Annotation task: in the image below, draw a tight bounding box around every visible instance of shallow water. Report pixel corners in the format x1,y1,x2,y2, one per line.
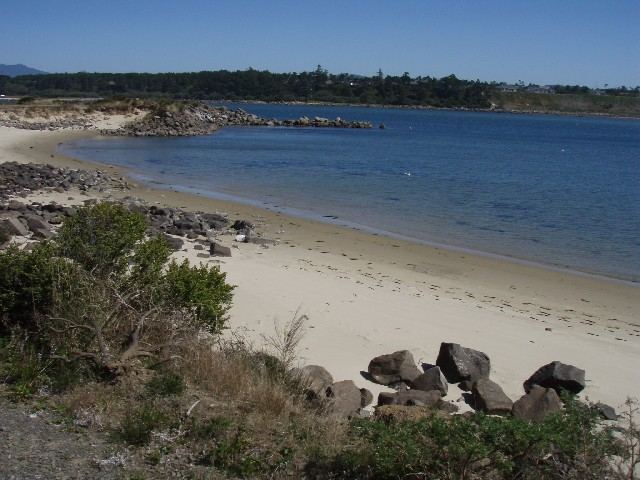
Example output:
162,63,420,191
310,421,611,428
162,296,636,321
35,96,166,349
60,104,640,282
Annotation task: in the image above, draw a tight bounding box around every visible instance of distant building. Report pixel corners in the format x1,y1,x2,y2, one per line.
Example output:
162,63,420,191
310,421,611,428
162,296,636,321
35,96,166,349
498,84,519,93
526,85,555,94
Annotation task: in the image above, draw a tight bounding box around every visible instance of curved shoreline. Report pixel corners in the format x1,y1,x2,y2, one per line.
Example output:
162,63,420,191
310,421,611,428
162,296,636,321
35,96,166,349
3,124,640,409
122,166,638,288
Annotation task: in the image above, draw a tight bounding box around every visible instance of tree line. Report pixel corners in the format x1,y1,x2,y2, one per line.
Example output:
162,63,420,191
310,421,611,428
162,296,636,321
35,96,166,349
0,67,637,108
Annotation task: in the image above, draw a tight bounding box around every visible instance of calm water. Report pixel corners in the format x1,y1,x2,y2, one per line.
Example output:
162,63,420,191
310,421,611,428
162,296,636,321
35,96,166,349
59,104,640,283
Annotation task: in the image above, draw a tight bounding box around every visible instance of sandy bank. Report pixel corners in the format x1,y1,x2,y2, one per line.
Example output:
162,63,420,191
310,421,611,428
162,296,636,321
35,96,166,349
2,124,639,411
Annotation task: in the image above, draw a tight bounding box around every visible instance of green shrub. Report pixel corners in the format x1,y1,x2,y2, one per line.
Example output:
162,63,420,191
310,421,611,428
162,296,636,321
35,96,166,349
319,400,617,479
113,403,170,446
163,260,234,333
0,202,234,394
188,416,232,440
145,371,185,397
0,243,73,331
57,202,146,275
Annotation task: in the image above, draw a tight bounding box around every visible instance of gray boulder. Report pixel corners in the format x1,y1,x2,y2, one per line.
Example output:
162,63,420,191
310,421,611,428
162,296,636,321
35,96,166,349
201,213,228,230
512,385,562,422
471,378,513,415
595,402,617,421
411,366,448,395
367,350,422,386
161,234,184,251
297,365,334,400
326,380,362,418
523,361,585,395
436,342,490,385
360,388,373,408
0,216,29,236
209,242,232,257
232,219,254,231
378,389,441,407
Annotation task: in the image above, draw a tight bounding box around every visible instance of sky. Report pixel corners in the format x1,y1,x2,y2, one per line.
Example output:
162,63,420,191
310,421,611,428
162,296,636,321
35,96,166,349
1,0,639,87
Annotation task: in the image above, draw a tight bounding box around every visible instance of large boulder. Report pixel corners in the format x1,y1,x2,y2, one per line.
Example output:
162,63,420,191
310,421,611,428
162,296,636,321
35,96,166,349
0,216,29,236
512,386,562,422
326,380,362,418
200,213,228,230
594,402,617,421
296,365,334,400
523,361,585,395
367,350,422,386
471,378,513,415
436,343,490,386
378,389,441,407
410,366,448,395
209,242,232,257
360,388,373,408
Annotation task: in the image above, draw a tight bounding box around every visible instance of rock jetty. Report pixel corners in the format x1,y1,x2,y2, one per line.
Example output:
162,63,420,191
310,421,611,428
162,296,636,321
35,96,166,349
105,103,372,137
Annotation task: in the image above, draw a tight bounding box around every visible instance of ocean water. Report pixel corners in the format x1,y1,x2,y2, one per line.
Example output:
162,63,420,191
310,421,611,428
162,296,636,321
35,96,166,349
59,104,640,283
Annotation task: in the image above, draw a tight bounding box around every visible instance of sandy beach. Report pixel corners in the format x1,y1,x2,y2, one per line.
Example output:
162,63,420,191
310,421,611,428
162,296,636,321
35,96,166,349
1,123,639,410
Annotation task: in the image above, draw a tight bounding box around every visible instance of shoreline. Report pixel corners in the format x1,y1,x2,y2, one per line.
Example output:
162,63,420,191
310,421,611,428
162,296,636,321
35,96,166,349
2,124,639,409
215,99,640,121
122,168,638,288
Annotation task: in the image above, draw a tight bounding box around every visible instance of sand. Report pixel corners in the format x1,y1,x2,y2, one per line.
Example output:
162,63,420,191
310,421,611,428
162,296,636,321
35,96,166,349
2,123,639,411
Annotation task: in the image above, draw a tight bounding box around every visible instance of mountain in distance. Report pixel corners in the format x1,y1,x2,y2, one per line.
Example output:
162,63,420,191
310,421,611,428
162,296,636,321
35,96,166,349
0,64,48,77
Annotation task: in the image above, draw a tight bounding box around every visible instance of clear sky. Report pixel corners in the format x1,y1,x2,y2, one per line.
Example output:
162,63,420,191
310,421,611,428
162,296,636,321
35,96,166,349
2,0,638,87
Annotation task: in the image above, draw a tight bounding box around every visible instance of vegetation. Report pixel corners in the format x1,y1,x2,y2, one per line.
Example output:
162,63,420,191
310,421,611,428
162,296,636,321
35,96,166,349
1,201,639,478
0,202,234,386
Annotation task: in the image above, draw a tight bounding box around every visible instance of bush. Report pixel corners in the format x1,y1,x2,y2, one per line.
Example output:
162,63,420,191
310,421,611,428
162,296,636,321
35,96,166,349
1,201,234,386
163,260,234,333
145,371,185,397
0,242,73,331
57,202,147,275
113,403,171,446
319,399,618,479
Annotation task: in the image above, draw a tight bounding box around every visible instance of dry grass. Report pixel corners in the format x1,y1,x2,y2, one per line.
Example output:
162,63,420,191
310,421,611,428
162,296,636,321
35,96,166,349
49,321,348,477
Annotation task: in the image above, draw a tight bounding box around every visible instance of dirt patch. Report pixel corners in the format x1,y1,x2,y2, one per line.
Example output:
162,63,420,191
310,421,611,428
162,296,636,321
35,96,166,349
0,396,124,479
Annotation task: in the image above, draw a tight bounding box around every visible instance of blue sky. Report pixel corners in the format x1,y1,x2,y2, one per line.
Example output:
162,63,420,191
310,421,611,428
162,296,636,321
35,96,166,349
2,0,638,86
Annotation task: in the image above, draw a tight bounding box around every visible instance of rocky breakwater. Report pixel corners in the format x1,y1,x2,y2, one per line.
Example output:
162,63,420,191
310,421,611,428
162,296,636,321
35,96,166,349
0,116,95,131
0,162,128,202
0,162,129,243
106,103,372,137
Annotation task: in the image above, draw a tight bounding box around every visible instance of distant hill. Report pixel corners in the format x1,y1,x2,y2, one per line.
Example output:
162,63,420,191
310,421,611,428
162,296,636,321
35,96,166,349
0,64,48,77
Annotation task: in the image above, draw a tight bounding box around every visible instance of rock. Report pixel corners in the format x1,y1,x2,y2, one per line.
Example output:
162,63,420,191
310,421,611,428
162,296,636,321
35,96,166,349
161,234,184,251
360,388,373,408
512,386,562,422
411,366,448,395
523,361,585,395
232,219,254,231
378,389,441,407
194,244,204,250
0,216,29,236
200,213,228,230
595,402,617,421
471,378,513,415
235,234,246,243
436,342,490,385
326,380,363,418
296,365,334,400
458,380,475,392
367,350,422,386
196,253,209,258
209,242,232,257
